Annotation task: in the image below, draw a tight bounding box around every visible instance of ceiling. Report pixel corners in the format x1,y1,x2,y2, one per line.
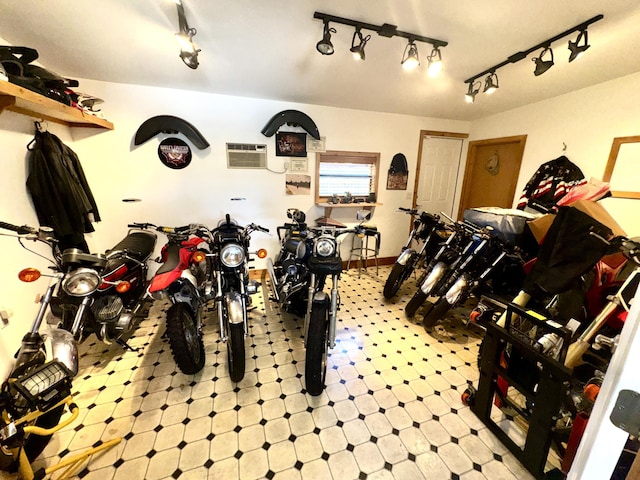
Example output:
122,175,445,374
2,0,640,122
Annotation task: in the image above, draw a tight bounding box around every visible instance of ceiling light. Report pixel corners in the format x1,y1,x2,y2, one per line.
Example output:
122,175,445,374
568,30,590,62
350,28,371,61
533,46,554,76
427,47,443,77
483,72,499,94
401,40,420,71
465,81,481,103
317,21,337,55
175,0,200,69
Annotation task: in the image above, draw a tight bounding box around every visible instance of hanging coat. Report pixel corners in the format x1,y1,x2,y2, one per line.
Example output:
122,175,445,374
517,155,586,212
26,129,100,250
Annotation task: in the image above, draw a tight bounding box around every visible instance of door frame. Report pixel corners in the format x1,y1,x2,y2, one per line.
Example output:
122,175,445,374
456,135,527,219
411,130,469,212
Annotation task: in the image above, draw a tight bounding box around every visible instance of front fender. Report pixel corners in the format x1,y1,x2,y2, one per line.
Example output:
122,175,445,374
46,328,79,376
396,248,416,266
225,291,245,325
420,262,448,295
444,276,468,305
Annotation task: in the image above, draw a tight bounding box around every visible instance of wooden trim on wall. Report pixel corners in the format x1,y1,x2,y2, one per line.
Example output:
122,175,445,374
315,150,380,203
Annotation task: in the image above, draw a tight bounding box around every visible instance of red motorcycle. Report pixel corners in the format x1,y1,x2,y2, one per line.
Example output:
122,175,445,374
136,223,212,375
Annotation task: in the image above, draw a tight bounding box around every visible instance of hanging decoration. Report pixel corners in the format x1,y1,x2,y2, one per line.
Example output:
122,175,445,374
158,138,192,169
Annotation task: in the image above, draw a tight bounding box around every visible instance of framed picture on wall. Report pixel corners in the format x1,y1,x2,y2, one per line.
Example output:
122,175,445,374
276,132,307,157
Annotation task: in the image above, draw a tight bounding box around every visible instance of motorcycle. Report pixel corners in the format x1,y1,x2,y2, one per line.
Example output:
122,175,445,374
404,217,480,318
383,207,445,300
209,214,268,382
422,229,523,328
141,222,213,375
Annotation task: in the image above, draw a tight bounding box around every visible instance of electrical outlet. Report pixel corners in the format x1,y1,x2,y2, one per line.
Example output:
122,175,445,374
0,306,12,328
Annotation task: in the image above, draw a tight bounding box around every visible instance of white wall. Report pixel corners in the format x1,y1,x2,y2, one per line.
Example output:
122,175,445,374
0,80,469,375
468,70,640,237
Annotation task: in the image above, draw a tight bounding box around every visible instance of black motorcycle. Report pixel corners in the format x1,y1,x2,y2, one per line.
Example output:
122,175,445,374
210,214,268,382
383,207,445,299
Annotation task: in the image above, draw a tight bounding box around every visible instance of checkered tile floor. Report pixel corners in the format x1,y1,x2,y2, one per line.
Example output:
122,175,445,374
31,266,539,479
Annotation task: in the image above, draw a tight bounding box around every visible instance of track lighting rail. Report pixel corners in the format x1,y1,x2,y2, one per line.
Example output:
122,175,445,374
313,12,448,48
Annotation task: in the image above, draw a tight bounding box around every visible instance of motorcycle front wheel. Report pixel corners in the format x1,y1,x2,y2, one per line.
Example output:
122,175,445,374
305,295,330,396
166,303,205,375
227,322,246,382
423,297,453,328
383,262,413,299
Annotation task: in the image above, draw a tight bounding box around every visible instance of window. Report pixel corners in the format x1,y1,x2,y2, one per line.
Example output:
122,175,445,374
315,151,380,203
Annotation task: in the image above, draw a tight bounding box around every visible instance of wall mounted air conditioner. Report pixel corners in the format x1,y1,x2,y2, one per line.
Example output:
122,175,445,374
226,143,267,169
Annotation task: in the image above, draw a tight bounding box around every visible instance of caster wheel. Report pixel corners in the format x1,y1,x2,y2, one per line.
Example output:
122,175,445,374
462,386,477,406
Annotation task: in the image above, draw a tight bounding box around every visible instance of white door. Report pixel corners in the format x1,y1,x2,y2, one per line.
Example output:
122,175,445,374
415,136,464,217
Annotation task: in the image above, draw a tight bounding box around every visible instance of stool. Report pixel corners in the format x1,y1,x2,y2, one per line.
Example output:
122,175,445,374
347,224,381,275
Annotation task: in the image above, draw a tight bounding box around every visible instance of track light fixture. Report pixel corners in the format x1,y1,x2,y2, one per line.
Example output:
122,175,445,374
568,30,590,62
483,72,499,94
175,0,199,69
314,11,447,71
401,40,420,71
350,28,371,61
463,14,602,103
317,20,337,55
465,81,481,103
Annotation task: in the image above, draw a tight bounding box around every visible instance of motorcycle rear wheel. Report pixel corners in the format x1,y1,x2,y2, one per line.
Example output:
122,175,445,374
227,323,246,382
423,298,453,328
166,303,205,375
305,295,329,396
383,263,412,299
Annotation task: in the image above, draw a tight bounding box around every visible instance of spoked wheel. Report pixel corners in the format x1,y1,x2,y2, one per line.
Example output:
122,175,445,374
305,294,330,396
423,297,453,328
166,303,205,374
227,322,246,382
383,263,411,299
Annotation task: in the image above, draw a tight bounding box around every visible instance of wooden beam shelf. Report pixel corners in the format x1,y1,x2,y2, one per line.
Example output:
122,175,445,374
0,79,114,130
316,202,381,218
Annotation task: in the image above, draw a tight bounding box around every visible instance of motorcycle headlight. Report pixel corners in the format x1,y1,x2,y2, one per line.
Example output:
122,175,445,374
315,237,336,257
62,268,101,296
220,243,245,268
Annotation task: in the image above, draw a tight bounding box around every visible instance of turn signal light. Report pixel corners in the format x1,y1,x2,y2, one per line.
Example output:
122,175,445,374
192,251,207,263
116,281,131,293
18,268,41,283
257,249,268,259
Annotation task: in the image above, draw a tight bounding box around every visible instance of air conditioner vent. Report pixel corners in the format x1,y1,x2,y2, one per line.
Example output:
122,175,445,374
226,143,267,169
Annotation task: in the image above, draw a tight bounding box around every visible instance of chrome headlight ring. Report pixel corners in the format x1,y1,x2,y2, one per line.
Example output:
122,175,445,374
220,243,245,268
315,237,336,257
62,267,101,296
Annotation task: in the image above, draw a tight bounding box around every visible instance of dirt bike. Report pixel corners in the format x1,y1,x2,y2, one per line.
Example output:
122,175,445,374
142,222,213,375
209,215,268,382
383,207,445,300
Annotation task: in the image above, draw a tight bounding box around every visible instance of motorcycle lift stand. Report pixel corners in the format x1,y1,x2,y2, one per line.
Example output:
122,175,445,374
464,296,573,479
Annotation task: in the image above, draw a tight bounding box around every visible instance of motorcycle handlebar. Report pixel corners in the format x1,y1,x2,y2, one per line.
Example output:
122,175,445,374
0,221,38,235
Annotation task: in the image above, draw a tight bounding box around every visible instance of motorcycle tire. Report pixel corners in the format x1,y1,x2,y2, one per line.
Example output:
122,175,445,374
405,291,428,318
227,323,246,383
383,263,412,299
166,303,205,375
423,298,453,328
305,295,330,396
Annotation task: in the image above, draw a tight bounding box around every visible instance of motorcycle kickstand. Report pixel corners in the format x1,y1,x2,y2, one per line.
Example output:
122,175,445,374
115,338,139,352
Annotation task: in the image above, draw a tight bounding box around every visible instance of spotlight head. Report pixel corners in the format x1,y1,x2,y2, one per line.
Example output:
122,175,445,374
350,28,371,61
483,72,499,94
533,46,554,76
316,21,336,55
401,40,420,71
568,30,590,62
427,46,443,77
465,81,481,104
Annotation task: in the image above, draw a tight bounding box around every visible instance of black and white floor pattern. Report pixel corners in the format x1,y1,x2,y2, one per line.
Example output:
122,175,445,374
31,266,539,480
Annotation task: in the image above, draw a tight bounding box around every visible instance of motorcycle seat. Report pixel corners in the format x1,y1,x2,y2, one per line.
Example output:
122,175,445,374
107,231,157,262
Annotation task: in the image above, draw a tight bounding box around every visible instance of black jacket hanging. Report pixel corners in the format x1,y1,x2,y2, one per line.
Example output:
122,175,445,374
516,155,585,212
26,129,100,250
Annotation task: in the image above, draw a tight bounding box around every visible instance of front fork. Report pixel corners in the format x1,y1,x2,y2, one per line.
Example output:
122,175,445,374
216,270,248,343
304,273,339,349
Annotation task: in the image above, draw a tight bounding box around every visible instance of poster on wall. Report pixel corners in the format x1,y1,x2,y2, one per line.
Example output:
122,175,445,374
158,138,192,169
386,152,409,190
276,132,307,157
286,174,311,195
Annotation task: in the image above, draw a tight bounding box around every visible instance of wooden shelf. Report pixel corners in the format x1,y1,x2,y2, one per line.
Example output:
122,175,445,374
316,202,381,218
0,79,114,130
